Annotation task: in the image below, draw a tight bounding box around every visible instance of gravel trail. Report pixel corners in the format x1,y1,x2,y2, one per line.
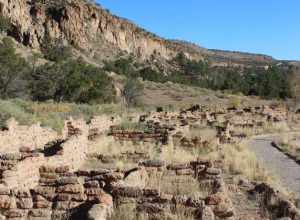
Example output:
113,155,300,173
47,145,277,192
249,135,300,198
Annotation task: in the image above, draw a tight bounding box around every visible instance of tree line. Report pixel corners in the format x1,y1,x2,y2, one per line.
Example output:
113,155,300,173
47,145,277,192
105,52,294,100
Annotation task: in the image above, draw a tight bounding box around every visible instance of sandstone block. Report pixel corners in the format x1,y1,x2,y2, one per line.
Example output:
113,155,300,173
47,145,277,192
84,181,100,188
139,160,165,168
56,177,79,185
0,195,11,209
39,166,56,174
85,188,104,196
112,186,143,198
33,187,56,201
206,168,222,176
176,168,194,176
55,166,70,174
4,209,26,218
0,187,10,195
56,184,83,194
28,209,52,218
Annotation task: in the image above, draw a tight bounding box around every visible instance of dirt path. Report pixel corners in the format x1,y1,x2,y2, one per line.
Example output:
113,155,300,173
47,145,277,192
248,135,300,198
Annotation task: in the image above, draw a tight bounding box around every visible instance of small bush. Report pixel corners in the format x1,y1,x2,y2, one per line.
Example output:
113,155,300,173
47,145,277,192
122,78,144,107
0,37,30,99
0,15,11,33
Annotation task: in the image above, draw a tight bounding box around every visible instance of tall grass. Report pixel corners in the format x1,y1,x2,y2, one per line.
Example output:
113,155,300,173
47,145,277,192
0,99,130,132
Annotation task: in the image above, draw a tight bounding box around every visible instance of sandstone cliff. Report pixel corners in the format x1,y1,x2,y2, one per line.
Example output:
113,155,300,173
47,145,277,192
0,0,200,61
0,0,277,66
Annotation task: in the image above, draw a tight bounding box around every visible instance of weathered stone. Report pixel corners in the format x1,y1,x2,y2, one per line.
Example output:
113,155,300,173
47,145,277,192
33,187,56,201
28,209,52,218
40,173,59,180
0,195,11,209
0,187,10,195
56,184,83,194
76,170,91,177
34,200,52,209
57,193,87,202
39,166,56,173
167,163,191,171
176,168,194,176
4,209,25,218
55,166,70,174
139,160,165,168
84,181,100,188
102,172,124,182
90,169,112,176
56,177,79,185
213,202,234,218
205,193,225,206
85,188,104,196
206,168,222,176
39,178,57,186
19,147,31,153
112,186,143,198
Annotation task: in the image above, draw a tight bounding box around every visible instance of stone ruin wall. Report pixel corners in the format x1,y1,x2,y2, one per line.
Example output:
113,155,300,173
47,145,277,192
0,118,90,190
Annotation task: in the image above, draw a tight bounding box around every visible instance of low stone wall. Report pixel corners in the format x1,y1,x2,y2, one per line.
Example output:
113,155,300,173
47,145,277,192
0,119,89,190
250,183,300,220
0,119,58,154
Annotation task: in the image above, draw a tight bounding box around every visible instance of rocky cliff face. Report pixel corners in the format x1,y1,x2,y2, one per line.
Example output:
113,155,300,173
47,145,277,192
0,0,204,61
0,0,276,65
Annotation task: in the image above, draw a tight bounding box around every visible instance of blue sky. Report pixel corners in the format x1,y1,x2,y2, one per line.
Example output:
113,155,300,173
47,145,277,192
96,0,300,61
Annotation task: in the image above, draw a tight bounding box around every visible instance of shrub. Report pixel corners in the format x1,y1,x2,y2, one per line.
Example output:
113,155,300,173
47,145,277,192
0,15,11,33
0,99,34,127
41,36,72,62
229,96,242,108
122,78,144,107
29,59,116,104
0,37,30,99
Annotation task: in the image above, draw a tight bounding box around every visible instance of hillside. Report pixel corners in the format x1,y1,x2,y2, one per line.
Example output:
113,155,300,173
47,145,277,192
0,0,292,68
